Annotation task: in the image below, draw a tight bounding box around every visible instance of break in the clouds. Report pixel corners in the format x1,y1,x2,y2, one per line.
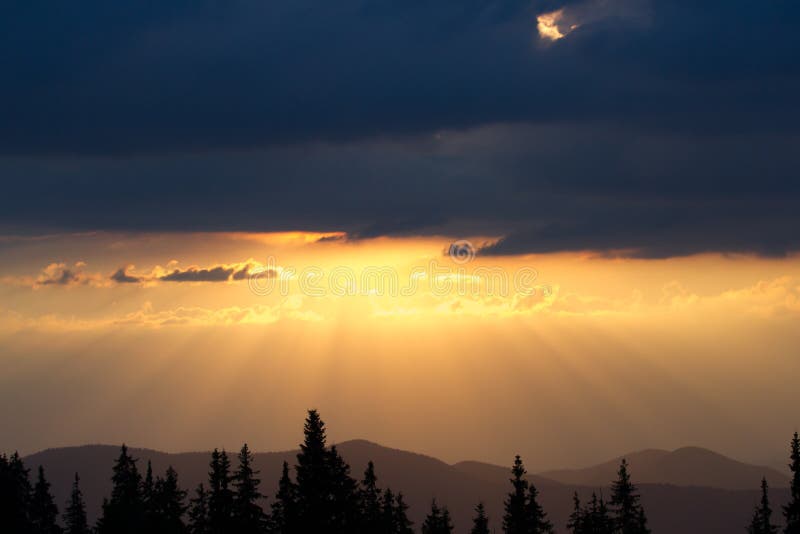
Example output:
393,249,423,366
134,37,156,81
1,1,799,257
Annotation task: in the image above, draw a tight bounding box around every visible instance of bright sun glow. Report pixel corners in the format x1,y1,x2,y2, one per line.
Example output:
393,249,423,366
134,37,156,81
537,9,566,41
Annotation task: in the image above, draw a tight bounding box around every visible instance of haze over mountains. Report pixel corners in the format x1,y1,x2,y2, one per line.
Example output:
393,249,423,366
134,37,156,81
24,440,788,534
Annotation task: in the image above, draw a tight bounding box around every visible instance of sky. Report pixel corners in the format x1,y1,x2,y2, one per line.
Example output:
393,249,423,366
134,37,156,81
1,0,799,470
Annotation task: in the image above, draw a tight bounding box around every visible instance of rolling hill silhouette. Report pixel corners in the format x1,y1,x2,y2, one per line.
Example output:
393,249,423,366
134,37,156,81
537,446,789,490
24,440,789,533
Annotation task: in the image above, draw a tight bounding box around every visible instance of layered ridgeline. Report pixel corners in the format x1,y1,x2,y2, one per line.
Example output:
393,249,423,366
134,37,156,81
3,412,799,533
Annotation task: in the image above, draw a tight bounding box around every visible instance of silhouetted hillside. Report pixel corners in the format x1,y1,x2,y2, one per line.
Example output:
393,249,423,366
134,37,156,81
25,441,789,533
537,446,789,490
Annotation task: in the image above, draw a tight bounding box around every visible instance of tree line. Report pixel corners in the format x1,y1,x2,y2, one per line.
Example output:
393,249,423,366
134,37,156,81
2,411,799,533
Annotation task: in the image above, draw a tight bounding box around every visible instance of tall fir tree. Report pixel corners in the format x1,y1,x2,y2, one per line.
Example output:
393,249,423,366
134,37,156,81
421,499,454,534
360,461,383,533
63,473,90,534
208,449,235,534
151,466,188,534
295,409,330,532
526,483,553,533
381,488,398,533
30,465,61,534
749,478,779,534
97,444,145,534
589,492,614,534
188,484,210,534
0,452,33,532
567,493,584,534
785,432,800,534
392,492,414,534
470,502,490,534
503,455,529,534
269,461,298,534
233,443,265,533
326,445,360,532
142,460,156,529
610,459,649,534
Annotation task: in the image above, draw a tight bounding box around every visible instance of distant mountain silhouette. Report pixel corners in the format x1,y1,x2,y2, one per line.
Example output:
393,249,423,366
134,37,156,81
537,446,789,490
25,441,789,533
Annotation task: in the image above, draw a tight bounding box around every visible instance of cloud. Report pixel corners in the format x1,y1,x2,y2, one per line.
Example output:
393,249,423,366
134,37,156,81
1,1,800,257
32,262,106,288
160,266,241,283
1,0,798,155
110,266,141,284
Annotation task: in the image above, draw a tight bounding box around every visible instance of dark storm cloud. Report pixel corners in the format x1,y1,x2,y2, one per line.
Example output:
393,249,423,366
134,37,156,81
1,1,800,257
2,0,799,155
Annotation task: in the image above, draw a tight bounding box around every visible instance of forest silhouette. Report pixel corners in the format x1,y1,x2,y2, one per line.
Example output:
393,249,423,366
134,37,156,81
2,411,799,534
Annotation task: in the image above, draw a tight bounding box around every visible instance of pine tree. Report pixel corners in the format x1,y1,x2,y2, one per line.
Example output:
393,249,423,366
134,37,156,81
233,443,265,533
392,492,414,534
503,455,529,534
143,460,156,529
327,445,360,532
0,452,33,532
785,432,800,534
208,449,234,534
749,478,779,534
610,459,649,534
151,466,188,534
422,499,454,534
381,488,398,533
188,484,210,534
567,493,584,534
97,444,145,534
295,409,329,532
471,502,490,534
63,473,90,534
30,465,61,534
588,492,614,534
360,461,382,533
526,483,553,533
268,461,298,534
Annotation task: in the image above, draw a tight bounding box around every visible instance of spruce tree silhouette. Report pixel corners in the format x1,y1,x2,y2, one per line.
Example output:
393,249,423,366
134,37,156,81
610,459,649,534
360,461,383,533
188,484,210,534
233,443,266,533
526,482,553,533
327,444,360,532
30,465,61,534
0,452,34,532
470,502,490,534
503,455,529,534
591,492,614,534
294,409,361,533
503,455,553,534
567,493,584,534
381,489,398,533
63,473,90,534
97,444,145,534
143,460,156,530
749,478,779,534
268,461,298,534
295,409,329,532
151,466,188,534
785,432,800,534
381,489,414,534
208,449,234,534
392,492,414,534
567,492,615,534
422,499,454,534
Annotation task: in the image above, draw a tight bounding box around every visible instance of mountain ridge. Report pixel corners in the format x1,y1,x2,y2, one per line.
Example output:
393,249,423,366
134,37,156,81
22,440,790,533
